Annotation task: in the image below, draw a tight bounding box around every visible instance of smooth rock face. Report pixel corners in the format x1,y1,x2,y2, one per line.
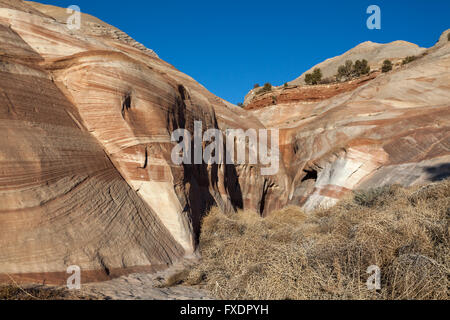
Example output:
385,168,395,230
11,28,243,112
247,31,450,211
0,0,286,284
0,5,185,283
0,0,448,285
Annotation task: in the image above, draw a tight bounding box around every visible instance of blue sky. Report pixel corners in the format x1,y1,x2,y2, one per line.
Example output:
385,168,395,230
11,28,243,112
39,0,449,104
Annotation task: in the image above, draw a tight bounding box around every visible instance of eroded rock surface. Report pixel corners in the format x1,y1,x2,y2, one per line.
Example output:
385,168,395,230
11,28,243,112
0,0,285,284
0,0,448,286
81,261,213,300
247,31,450,211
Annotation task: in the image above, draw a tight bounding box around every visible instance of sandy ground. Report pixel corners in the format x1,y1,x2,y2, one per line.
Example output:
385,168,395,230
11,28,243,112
79,261,214,300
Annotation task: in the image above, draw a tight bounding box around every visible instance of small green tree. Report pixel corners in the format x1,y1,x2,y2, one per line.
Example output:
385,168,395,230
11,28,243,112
253,83,260,89
336,59,370,81
305,68,322,85
382,60,393,73
237,103,244,107
284,82,288,88
353,59,370,77
362,59,371,74
336,60,353,81
313,68,322,84
353,60,362,76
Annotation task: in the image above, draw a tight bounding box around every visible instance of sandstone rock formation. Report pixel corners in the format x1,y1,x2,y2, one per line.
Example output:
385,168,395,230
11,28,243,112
0,0,448,285
289,40,426,85
26,1,158,58
246,29,450,211
244,40,426,105
0,0,286,284
245,73,379,111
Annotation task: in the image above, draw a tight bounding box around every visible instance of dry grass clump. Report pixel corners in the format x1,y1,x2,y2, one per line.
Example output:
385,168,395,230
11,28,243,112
157,269,192,288
184,180,449,300
0,284,95,300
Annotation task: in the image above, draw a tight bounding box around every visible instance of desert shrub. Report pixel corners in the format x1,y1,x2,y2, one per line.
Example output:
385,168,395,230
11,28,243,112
256,82,272,95
284,83,288,88
305,68,322,85
157,269,191,288
336,60,354,81
183,180,450,300
353,185,397,208
253,83,260,89
319,77,335,85
312,68,322,84
0,284,95,300
253,83,272,96
336,60,370,81
448,33,450,41
382,59,393,73
402,56,417,65
353,59,371,77
237,103,244,107
271,96,277,104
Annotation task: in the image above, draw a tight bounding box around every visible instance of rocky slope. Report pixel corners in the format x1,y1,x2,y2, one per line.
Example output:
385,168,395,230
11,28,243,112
290,40,426,85
244,40,427,105
0,0,448,286
247,30,450,211
26,1,158,58
245,73,379,111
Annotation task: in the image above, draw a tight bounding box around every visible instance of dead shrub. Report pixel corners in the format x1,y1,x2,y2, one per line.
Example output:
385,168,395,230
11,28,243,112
185,180,450,300
0,285,94,300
